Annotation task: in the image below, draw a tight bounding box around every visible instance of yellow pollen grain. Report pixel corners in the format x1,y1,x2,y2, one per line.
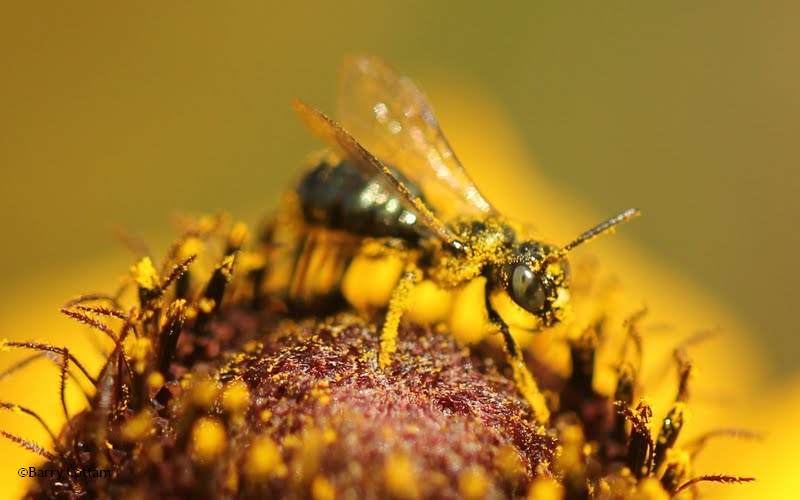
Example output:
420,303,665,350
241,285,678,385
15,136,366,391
259,409,273,422
311,380,332,405
129,337,152,374
243,340,261,353
660,449,689,488
146,371,164,391
553,287,571,310
311,476,336,500
557,424,585,474
404,424,420,435
495,444,525,480
632,478,669,500
458,466,490,500
527,477,565,500
225,466,239,494
238,251,266,273
121,410,154,442
246,435,286,478
166,298,186,319
322,428,337,444
178,236,203,261
229,221,250,249
197,214,221,233
601,480,617,498
191,377,219,407
666,448,689,469
381,425,396,441
289,428,326,482
222,380,250,414
190,417,226,464
282,434,301,448
198,298,216,314
219,254,236,281
383,453,419,499
131,257,159,291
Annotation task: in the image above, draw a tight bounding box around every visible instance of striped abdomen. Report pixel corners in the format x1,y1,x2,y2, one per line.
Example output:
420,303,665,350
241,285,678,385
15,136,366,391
265,159,426,307
296,158,426,242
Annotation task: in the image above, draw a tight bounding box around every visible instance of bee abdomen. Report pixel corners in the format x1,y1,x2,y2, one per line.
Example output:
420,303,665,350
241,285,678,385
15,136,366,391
296,159,424,241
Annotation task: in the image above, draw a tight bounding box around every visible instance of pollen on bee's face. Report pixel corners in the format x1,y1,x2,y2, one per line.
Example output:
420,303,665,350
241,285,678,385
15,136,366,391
554,286,571,308
552,286,572,321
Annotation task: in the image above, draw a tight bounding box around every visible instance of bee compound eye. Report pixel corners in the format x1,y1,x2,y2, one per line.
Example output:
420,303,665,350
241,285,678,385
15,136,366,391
510,264,546,314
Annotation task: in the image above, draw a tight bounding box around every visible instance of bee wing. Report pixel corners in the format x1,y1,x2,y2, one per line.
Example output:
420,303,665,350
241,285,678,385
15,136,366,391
293,99,462,249
337,55,496,219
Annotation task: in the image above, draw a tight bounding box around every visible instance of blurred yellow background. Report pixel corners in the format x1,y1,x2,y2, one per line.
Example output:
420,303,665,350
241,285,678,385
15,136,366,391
1,2,798,498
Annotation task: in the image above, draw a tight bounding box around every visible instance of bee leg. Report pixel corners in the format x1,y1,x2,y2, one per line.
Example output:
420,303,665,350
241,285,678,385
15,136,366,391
379,264,422,369
484,290,550,425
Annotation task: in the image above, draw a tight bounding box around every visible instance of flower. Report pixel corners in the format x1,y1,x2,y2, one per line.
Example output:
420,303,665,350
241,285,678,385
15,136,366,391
0,87,780,498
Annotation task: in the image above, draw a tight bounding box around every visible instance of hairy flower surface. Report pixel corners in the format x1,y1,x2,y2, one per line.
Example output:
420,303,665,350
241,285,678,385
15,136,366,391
0,212,750,499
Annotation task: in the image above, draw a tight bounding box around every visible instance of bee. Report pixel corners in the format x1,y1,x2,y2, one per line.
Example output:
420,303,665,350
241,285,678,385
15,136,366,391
265,56,639,422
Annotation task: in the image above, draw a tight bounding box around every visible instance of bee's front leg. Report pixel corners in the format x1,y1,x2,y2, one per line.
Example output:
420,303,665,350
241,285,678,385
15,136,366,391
379,262,422,369
484,284,551,426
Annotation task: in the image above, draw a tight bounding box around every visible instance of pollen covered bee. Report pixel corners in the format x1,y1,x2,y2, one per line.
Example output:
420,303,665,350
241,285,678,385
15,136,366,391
265,56,639,422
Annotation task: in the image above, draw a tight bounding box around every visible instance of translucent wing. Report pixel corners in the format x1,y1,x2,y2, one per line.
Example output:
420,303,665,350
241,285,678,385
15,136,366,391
337,55,496,219
293,99,463,250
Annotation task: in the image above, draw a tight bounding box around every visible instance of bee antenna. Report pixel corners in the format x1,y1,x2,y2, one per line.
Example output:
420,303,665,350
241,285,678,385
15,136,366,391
561,208,641,254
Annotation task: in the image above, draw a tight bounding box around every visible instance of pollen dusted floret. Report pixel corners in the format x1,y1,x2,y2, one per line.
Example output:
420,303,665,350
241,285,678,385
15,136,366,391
4,215,753,499
458,465,491,500
131,256,160,292
221,379,250,415
190,416,226,464
120,410,154,442
245,435,286,478
527,477,565,500
383,452,420,499
146,370,165,391
190,376,220,408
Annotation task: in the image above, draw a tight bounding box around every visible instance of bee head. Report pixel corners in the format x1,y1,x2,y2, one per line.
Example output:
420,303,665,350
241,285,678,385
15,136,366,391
491,208,641,328
497,241,571,327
